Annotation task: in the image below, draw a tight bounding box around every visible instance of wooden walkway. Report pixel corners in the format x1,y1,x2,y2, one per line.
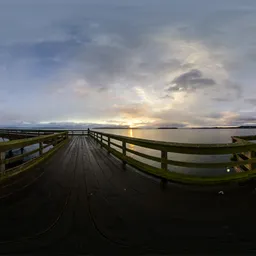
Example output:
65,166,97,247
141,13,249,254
1,136,256,254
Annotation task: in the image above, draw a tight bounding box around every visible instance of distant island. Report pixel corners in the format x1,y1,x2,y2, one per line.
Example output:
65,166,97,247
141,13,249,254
238,126,256,129
94,126,130,129
157,127,178,129
188,126,256,129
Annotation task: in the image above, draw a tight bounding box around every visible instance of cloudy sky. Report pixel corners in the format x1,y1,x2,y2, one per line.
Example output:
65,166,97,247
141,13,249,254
1,0,256,127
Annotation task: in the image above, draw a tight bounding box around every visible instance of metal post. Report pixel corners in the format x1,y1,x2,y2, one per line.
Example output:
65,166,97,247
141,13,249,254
161,150,168,171
101,134,103,147
0,151,5,172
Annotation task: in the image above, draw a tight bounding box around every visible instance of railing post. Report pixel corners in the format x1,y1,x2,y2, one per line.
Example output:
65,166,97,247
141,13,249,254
101,134,103,147
0,151,5,172
39,142,43,156
122,141,126,165
232,137,237,143
230,137,238,166
252,151,256,171
248,151,256,171
108,137,110,154
161,150,168,171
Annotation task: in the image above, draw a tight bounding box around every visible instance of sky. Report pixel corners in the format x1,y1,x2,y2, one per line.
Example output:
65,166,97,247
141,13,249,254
1,0,256,128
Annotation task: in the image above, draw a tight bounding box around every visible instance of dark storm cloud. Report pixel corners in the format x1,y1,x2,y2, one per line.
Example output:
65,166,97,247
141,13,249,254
166,69,216,92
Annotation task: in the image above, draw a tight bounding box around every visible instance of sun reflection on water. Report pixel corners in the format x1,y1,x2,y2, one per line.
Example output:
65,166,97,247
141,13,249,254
128,128,134,150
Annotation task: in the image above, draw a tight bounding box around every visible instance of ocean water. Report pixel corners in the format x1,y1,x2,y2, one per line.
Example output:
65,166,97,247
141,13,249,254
94,128,256,176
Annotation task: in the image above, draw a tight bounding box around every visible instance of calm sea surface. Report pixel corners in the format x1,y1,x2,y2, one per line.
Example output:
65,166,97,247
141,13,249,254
95,129,256,177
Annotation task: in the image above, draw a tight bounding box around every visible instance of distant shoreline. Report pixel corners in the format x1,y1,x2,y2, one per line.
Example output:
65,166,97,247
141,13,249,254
1,126,256,130
94,126,256,129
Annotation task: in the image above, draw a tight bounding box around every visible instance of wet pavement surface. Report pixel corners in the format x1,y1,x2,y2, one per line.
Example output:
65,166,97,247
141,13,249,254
1,137,256,255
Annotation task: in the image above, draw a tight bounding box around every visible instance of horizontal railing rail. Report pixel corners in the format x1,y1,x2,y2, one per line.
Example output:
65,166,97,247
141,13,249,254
67,130,89,136
89,130,256,184
0,129,89,137
0,131,69,178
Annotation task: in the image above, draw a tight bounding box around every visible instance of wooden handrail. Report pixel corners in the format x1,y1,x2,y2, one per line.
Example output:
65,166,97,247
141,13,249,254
0,132,67,151
89,130,256,184
89,131,256,155
0,129,89,138
0,131,68,174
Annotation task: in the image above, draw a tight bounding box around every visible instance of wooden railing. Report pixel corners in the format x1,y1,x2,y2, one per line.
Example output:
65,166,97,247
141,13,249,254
0,131,68,180
89,130,256,184
231,135,256,172
2,128,256,184
67,129,89,136
0,129,89,137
